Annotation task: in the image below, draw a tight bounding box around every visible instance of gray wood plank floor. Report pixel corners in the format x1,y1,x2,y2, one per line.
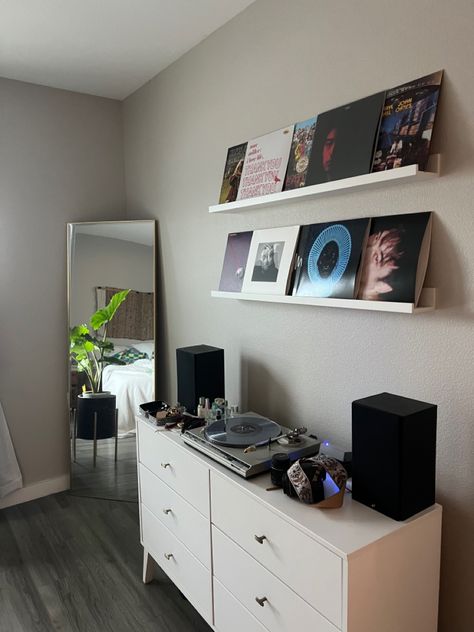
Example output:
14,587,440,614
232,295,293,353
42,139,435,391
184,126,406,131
70,434,138,502
0,493,212,632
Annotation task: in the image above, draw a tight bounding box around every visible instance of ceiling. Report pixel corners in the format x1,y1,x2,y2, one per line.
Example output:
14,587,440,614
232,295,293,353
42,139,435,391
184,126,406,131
0,0,256,100
74,221,155,246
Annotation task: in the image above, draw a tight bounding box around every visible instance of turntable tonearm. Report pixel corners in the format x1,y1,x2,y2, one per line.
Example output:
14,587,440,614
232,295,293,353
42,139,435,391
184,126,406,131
182,413,321,478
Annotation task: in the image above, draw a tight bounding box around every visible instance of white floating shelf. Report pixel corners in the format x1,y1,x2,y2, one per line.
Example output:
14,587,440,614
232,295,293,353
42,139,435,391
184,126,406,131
209,155,441,214
211,288,436,314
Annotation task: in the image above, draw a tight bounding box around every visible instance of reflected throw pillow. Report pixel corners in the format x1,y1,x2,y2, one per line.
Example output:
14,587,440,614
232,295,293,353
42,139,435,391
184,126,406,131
112,347,148,364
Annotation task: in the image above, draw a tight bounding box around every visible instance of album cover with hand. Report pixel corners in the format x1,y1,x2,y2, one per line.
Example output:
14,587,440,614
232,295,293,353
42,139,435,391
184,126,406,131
357,212,432,304
292,218,370,299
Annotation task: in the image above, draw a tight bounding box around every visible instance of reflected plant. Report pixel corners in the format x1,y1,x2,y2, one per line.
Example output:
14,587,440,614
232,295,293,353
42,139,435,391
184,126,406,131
69,289,130,393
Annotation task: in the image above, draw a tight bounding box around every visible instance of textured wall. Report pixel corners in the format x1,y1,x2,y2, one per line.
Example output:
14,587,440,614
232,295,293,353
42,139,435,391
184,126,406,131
70,234,153,326
0,78,125,488
123,1,474,629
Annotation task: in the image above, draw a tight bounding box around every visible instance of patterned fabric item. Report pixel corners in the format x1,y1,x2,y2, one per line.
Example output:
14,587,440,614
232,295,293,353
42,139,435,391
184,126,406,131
112,347,148,364
96,287,153,341
287,455,348,504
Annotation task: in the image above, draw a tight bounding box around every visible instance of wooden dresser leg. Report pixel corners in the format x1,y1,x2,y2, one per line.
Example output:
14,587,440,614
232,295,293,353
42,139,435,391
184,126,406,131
142,549,155,584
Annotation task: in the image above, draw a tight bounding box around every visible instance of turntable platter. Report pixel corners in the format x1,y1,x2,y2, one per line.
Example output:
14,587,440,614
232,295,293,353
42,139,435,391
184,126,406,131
204,415,281,447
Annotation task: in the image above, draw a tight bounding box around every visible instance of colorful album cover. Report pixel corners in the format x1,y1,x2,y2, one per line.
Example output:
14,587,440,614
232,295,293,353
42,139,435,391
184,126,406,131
218,231,253,292
292,219,370,299
283,116,318,191
306,92,385,185
357,212,432,304
237,125,295,201
218,142,248,204
372,71,443,172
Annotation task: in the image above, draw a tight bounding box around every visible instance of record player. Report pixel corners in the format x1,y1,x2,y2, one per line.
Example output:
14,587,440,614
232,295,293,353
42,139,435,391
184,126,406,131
182,413,321,478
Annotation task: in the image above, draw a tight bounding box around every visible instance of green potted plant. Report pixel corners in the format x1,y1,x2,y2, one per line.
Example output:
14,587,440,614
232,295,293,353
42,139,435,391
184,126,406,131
69,289,130,441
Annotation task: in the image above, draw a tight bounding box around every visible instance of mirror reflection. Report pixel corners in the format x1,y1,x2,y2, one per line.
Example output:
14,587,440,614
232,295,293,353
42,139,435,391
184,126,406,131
68,220,156,501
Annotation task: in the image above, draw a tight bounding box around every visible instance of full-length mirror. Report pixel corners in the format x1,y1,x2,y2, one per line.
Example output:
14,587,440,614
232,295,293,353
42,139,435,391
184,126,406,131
67,220,156,501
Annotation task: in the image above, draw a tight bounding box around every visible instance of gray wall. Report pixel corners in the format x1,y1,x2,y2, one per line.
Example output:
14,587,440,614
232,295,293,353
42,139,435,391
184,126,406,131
123,1,474,630
0,78,125,487
70,234,153,327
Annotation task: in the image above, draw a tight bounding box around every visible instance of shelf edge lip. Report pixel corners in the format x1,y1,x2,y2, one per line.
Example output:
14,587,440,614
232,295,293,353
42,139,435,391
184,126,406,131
210,289,437,314
209,156,441,214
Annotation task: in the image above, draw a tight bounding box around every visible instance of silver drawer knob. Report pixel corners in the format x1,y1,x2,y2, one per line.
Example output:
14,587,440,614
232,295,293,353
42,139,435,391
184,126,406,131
254,534,267,544
163,508,172,515
164,553,173,560
161,462,171,469
255,596,268,607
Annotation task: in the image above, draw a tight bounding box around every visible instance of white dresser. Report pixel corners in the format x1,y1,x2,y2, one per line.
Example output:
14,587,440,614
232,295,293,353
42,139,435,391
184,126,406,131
136,416,442,632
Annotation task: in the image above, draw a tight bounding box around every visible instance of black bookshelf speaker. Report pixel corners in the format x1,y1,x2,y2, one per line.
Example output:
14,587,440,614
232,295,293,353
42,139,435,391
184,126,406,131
352,392,437,521
176,345,224,415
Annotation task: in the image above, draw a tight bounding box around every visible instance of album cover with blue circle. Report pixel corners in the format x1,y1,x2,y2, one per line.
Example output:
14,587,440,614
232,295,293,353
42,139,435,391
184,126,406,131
292,218,370,298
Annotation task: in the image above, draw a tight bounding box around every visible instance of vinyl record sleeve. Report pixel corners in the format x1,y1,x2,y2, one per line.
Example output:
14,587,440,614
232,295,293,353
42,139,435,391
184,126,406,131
357,212,432,304
292,218,370,298
306,92,385,185
237,126,295,201
283,116,317,191
218,142,248,203
372,71,443,172
218,231,253,292
242,225,300,295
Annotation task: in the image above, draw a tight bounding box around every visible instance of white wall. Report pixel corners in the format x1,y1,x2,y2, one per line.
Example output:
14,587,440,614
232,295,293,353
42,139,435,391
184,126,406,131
0,78,125,495
123,1,474,630
70,234,153,326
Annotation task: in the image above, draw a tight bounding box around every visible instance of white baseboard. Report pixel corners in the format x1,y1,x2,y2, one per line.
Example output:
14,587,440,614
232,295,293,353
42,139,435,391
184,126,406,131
0,474,70,510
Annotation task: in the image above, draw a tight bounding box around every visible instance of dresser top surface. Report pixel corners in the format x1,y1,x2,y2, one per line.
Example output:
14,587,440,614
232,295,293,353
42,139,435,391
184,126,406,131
137,416,441,558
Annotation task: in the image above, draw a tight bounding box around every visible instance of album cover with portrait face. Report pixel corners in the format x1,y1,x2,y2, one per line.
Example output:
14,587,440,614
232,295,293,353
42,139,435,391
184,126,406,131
218,231,253,292
357,212,432,304
292,218,370,299
306,92,385,186
242,225,300,295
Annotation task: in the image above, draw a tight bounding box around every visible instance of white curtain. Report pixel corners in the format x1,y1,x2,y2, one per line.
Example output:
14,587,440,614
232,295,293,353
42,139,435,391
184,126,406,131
0,402,23,498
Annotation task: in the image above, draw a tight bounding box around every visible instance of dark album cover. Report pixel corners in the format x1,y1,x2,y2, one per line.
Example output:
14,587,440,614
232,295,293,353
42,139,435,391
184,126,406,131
372,71,443,172
306,92,385,185
283,116,317,191
357,212,432,304
218,231,253,292
292,218,370,298
218,142,248,204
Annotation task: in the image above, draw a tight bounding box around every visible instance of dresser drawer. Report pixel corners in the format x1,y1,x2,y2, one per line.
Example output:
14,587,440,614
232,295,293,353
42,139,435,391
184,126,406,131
211,471,342,627
140,463,211,568
142,505,212,624
138,420,209,517
214,579,269,632
213,527,338,632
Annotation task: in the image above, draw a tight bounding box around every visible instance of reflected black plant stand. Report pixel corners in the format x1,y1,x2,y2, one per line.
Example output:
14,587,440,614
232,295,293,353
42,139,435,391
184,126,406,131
72,408,118,467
